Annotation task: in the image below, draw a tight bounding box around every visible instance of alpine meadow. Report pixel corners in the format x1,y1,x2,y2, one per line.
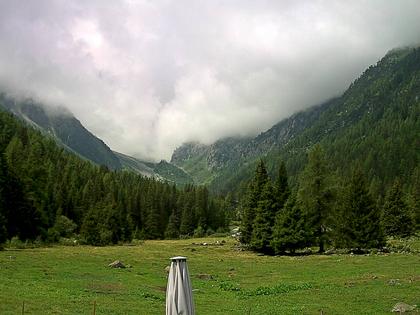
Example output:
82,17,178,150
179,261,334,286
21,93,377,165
0,1,419,314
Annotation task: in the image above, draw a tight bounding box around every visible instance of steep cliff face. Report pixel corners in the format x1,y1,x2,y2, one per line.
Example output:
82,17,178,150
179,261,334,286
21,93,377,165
170,47,420,193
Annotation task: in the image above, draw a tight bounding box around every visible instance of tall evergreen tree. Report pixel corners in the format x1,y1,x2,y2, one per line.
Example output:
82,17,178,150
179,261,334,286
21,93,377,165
336,168,384,249
165,211,180,239
275,161,290,211
271,192,307,254
382,180,415,238
297,145,333,252
0,155,8,246
180,193,195,236
250,180,276,253
408,166,420,231
241,160,269,244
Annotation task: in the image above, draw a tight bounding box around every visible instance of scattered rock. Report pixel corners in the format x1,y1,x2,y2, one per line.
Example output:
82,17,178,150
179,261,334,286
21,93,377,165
325,248,336,255
196,274,213,280
165,265,170,274
391,302,417,313
302,248,312,255
388,279,400,286
108,260,126,268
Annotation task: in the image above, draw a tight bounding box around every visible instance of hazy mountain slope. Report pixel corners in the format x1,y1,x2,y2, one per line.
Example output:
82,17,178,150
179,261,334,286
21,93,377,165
115,151,193,185
114,151,157,177
0,95,122,170
171,47,420,194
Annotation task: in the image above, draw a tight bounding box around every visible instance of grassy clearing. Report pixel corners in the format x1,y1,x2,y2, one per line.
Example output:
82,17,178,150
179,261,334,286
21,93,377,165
0,238,419,314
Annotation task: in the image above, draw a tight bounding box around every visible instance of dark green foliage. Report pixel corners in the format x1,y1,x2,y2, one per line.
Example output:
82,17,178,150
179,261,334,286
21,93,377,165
335,168,384,249
381,180,415,238
0,94,122,170
408,166,420,231
250,181,276,253
165,212,180,239
180,203,195,236
271,192,308,254
47,215,77,242
152,160,194,186
240,160,269,244
0,109,227,245
275,161,290,210
297,145,333,252
173,47,420,205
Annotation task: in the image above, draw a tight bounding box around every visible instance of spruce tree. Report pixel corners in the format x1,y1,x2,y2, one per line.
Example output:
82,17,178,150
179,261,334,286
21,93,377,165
275,161,290,211
180,193,195,236
271,192,307,254
408,167,420,231
241,160,269,244
165,212,180,239
336,168,384,249
250,180,276,254
382,180,415,238
297,145,333,252
0,155,8,246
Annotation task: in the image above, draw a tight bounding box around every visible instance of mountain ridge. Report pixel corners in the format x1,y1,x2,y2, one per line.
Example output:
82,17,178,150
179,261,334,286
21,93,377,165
171,46,420,195
0,94,193,185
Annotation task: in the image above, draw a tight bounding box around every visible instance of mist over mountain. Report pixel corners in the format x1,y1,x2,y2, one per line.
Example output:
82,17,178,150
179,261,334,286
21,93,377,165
1,1,420,160
172,47,420,194
0,94,193,185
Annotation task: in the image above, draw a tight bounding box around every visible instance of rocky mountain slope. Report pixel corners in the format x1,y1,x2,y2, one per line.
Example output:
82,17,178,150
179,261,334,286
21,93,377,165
0,95,193,185
171,47,420,194
0,95,122,170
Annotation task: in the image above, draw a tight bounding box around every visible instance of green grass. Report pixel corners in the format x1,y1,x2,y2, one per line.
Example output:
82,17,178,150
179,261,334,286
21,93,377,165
0,238,419,314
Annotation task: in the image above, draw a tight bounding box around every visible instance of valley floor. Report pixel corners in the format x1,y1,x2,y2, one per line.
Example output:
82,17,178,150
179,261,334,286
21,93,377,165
0,238,419,314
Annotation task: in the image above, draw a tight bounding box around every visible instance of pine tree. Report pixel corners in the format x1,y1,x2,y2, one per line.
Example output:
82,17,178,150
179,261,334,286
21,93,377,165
241,160,269,244
271,192,307,254
80,206,101,245
0,155,8,246
250,180,276,254
382,180,415,238
408,167,420,231
297,145,333,253
165,212,180,239
275,161,290,211
180,192,195,236
336,168,384,249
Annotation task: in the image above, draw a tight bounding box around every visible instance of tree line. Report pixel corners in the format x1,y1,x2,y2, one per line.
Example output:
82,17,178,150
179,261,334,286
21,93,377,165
240,145,419,254
0,110,229,247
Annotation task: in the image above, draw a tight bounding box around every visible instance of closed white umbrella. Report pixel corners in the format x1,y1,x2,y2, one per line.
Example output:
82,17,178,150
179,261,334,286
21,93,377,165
166,256,195,315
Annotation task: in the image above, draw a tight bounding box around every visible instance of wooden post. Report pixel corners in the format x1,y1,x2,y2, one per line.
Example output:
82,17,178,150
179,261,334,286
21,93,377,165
21,301,25,315
92,300,96,315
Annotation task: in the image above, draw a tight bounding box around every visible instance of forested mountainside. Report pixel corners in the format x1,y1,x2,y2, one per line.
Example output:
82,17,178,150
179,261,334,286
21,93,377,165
0,94,122,170
0,94,193,185
171,47,420,197
0,109,228,246
115,152,193,185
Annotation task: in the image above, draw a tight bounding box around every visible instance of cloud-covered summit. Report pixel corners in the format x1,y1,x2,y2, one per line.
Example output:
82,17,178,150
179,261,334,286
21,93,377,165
1,1,419,160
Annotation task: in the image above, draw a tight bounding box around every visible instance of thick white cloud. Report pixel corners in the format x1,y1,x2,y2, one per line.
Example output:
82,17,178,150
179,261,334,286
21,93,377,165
0,0,419,160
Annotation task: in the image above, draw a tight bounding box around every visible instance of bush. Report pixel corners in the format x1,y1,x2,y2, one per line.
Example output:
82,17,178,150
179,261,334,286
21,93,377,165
193,226,205,238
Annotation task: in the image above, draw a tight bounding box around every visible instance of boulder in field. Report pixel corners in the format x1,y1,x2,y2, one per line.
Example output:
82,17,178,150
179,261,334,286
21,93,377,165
108,260,126,268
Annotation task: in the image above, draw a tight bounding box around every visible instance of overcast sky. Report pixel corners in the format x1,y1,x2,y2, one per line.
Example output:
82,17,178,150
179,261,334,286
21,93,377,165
0,1,419,161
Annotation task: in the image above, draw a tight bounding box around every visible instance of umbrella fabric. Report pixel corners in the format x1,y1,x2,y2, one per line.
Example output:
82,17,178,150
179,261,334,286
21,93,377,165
166,257,195,315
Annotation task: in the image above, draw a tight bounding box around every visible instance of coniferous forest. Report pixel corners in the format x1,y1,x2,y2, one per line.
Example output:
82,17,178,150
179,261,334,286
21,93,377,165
0,48,419,253
240,145,419,255
0,110,229,247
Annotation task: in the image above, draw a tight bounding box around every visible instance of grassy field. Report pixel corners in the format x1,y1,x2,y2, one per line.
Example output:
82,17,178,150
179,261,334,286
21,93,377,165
0,238,419,315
